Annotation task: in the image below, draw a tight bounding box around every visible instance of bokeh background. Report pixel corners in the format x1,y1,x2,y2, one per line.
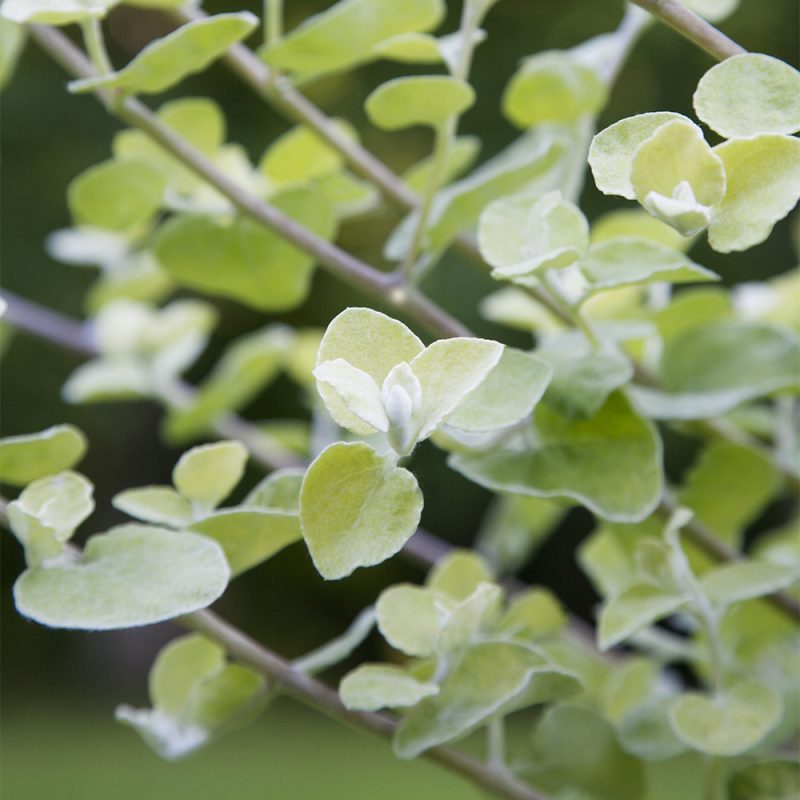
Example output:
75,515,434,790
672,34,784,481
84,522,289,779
2,1,797,798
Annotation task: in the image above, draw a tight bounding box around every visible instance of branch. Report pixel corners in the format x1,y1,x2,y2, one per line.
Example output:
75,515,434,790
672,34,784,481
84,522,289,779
628,0,746,61
28,24,471,342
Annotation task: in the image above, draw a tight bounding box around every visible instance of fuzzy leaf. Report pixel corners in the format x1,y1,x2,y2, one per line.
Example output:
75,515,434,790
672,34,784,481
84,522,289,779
313,359,389,435
700,561,798,607
69,14,259,95
598,584,685,650
498,588,567,641
365,76,474,131
403,136,480,193
693,54,800,138
376,584,441,657
172,441,248,511
0,425,87,487
1,0,117,24
14,524,229,629
244,469,304,512
113,486,193,528
299,442,423,580
340,664,438,711
427,550,493,601
590,209,692,251
452,392,661,522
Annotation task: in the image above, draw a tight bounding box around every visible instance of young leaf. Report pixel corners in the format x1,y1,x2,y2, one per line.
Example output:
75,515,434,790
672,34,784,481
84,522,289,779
376,584,441,657
590,209,692,252
113,486,193,528
598,584,685,650
365,76,475,131
0,0,117,25
14,524,230,630
427,550,493,601
444,348,552,432
371,32,442,63
708,135,800,253
0,424,87,487
68,159,166,232
498,588,567,641
669,682,782,756
589,112,685,199
172,441,248,511
502,50,607,129
299,442,423,580
189,509,302,575
693,54,800,138
260,0,445,79
437,582,503,653
244,469,304,512
69,14,259,95
452,392,662,522
154,189,337,311
313,359,390,435
340,664,438,712
700,561,799,607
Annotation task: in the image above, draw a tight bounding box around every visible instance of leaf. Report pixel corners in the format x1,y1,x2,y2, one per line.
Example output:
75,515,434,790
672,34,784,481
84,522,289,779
617,697,688,762
598,584,685,650
0,0,117,25
62,359,152,404
669,682,782,756
394,641,557,758
693,54,800,138
155,189,336,311
113,486,193,528
590,209,693,252
502,50,607,129
163,325,293,443
451,392,662,522
498,588,567,641
244,468,304,512
315,308,424,435
172,441,248,512
426,550,493,601
728,759,800,800
68,159,166,232
299,442,423,580
630,119,725,236
376,584,441,657
312,171,379,219
313,359,389,435
403,135,480,194
444,348,552,432
14,524,229,630
529,706,645,800
69,13,259,95
700,561,798,607
0,424,87,486
365,76,475,131
371,32,441,63
708,135,800,253
578,239,718,302
189,509,302,575
261,0,445,79
589,112,685,199
340,664,438,712
0,18,26,91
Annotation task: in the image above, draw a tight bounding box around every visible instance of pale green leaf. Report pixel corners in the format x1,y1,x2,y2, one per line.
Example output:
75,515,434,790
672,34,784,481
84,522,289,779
426,550,493,601
409,337,503,439
452,392,662,522
0,424,87,486
261,0,445,79
728,759,800,800
503,50,607,129
313,359,389,435
598,584,685,650
340,664,438,712
1,0,117,24
479,286,566,334
708,135,800,253
578,239,718,301
365,76,474,131
394,641,554,758
437,583,503,653
602,657,659,723
172,441,248,511
299,442,422,580
590,209,693,251
371,32,441,63
617,697,688,762
700,561,798,606
403,136,480,194
694,54,800,138
589,112,685,199
113,486,193,528
376,584,441,657
86,253,173,312
189,509,301,575
69,14,259,95
312,171,379,219
68,159,165,232
0,18,25,91
163,325,293,443
14,524,229,629
182,663,263,730
444,348,552,432
62,359,152,404
155,188,336,311
245,469,304,513
498,588,567,641
669,682,781,756
630,119,725,236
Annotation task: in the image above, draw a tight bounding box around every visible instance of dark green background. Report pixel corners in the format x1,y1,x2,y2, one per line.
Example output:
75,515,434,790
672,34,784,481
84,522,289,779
1,1,797,797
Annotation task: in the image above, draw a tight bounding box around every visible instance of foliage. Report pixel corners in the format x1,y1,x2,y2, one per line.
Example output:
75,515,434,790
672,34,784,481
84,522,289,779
1,1,798,799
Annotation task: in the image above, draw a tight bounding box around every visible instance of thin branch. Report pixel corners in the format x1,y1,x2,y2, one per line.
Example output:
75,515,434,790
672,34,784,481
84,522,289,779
28,24,471,342
628,0,746,61
183,609,552,800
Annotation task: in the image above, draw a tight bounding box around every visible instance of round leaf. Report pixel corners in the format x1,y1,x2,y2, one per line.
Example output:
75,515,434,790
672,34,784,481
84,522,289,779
0,424,87,487
113,486,193,528
426,550,493,601
173,441,248,511
340,664,438,712
376,584,441,657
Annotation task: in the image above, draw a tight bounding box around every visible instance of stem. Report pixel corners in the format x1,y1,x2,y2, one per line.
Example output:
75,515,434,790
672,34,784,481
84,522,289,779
487,717,507,771
80,18,113,76
264,0,282,47
29,24,471,342
292,607,376,675
184,609,551,800
628,0,747,61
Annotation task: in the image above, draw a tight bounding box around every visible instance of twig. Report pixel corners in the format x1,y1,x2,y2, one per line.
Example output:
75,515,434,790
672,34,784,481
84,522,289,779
628,0,746,61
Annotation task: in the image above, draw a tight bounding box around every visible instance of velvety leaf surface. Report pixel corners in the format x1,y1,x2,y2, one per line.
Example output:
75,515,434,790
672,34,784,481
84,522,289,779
0,424,87,487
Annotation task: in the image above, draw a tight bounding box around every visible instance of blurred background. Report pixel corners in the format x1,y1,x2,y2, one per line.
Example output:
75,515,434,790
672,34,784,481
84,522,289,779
1,1,797,797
